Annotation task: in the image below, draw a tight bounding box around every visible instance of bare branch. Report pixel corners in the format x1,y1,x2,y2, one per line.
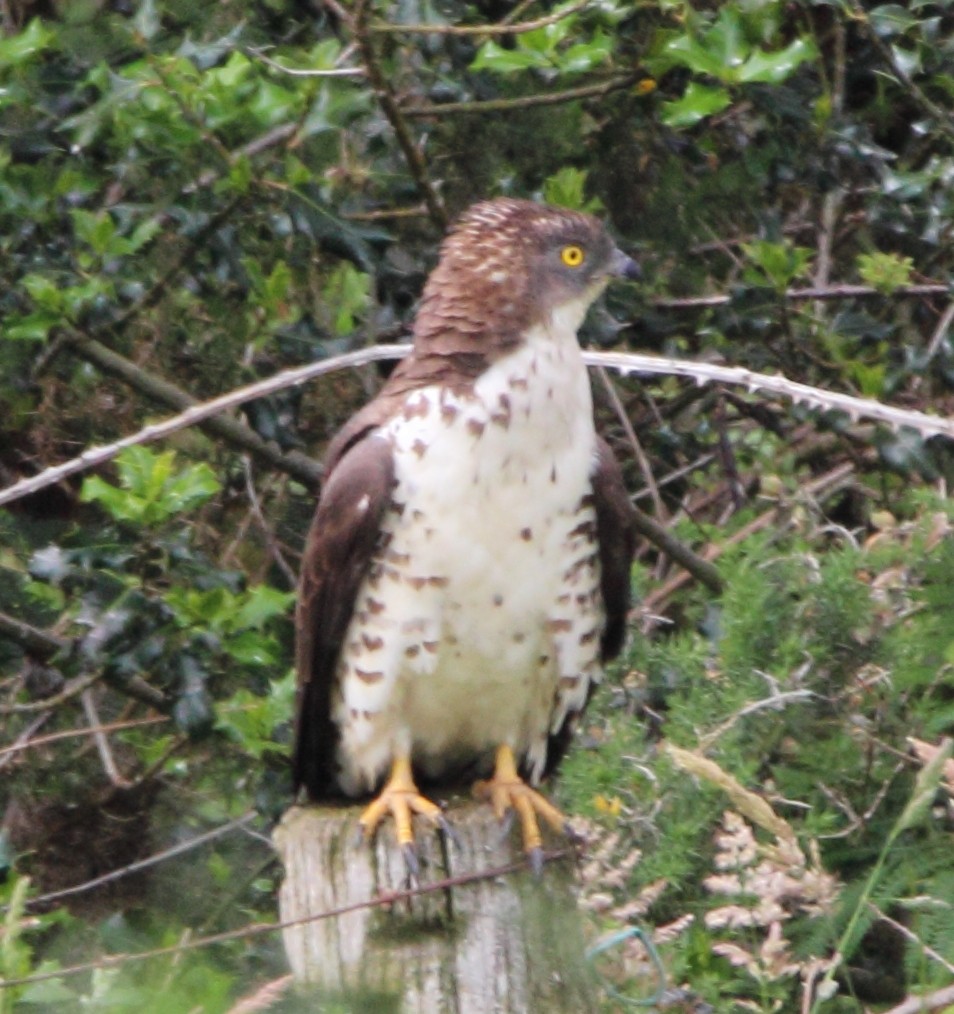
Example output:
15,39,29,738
81,688,132,789
7,342,954,515
0,716,168,761
402,74,638,118
0,609,167,712
0,343,404,510
18,811,258,910
370,0,589,35
352,0,448,228
653,282,948,310
246,47,364,77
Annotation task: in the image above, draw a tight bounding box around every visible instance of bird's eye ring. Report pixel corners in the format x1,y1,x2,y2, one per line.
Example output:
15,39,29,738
560,245,585,268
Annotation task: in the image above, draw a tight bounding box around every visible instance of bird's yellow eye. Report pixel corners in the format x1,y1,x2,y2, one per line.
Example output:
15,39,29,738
560,245,585,268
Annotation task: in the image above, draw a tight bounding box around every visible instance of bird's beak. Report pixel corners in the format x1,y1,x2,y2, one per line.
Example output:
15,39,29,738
610,246,641,281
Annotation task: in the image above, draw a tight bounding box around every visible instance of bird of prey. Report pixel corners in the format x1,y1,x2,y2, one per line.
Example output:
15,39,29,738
293,198,638,867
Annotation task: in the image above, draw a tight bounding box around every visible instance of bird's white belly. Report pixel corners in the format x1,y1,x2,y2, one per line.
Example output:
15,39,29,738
333,329,605,794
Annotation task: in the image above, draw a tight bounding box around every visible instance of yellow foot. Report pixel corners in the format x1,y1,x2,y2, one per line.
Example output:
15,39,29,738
358,756,450,874
473,745,573,873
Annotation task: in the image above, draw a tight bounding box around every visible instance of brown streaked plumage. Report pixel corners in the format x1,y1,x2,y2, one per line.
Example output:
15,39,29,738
293,198,638,866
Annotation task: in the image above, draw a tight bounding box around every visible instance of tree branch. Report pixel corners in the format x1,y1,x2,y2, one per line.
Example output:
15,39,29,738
0,609,166,712
402,74,638,118
370,0,589,35
652,282,949,310
352,0,448,229
62,330,324,490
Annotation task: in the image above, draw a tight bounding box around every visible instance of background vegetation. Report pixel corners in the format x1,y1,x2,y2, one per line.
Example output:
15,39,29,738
1,0,954,1010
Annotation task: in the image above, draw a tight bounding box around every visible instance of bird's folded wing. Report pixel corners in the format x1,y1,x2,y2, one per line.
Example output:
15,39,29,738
592,437,637,662
293,434,395,798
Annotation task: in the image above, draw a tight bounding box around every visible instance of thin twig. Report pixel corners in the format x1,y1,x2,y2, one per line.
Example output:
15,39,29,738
0,716,168,761
653,282,948,310
16,812,258,911
402,74,638,117
924,301,954,362
370,0,589,35
0,610,63,659
868,903,954,978
0,608,167,712
0,714,51,772
596,366,666,520
81,688,132,789
246,47,364,76
641,461,857,614
0,672,100,716
242,457,297,588
812,17,845,320
352,0,447,228
816,761,905,840
4,847,570,985
698,690,815,749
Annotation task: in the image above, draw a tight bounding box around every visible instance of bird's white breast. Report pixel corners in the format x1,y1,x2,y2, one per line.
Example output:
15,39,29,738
333,311,605,794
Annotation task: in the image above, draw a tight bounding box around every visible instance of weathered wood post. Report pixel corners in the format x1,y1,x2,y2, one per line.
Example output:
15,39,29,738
273,796,600,1012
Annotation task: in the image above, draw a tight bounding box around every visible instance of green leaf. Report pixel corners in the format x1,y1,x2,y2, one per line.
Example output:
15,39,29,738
741,239,814,290
20,273,63,311
737,37,818,84
81,447,220,525
233,585,295,630
471,40,551,73
542,167,603,213
0,18,54,70
869,4,922,37
323,262,371,336
6,311,60,342
661,82,731,128
857,251,914,293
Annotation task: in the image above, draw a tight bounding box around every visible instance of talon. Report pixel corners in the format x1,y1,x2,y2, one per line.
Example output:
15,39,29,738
474,745,573,864
437,814,462,850
497,807,516,842
527,845,545,877
402,841,420,880
358,756,443,853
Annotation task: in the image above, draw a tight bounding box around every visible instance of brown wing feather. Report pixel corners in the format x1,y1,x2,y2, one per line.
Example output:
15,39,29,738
543,438,636,777
292,433,394,799
591,437,637,662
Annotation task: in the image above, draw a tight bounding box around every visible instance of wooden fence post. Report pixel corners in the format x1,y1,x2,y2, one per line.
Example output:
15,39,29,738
273,798,600,1012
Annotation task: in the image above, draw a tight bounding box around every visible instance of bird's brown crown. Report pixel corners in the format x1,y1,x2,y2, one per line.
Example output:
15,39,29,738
412,198,619,358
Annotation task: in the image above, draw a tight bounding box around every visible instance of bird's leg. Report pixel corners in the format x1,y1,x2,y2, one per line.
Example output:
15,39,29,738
473,744,571,872
358,755,447,871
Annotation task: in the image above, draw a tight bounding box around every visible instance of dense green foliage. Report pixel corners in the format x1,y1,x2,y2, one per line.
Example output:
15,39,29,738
2,0,954,1010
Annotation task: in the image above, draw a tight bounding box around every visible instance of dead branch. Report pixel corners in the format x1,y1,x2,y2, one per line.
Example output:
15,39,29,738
8,342,954,514
653,282,948,310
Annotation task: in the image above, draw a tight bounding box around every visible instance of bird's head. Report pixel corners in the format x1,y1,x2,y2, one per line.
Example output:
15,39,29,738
413,198,637,357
